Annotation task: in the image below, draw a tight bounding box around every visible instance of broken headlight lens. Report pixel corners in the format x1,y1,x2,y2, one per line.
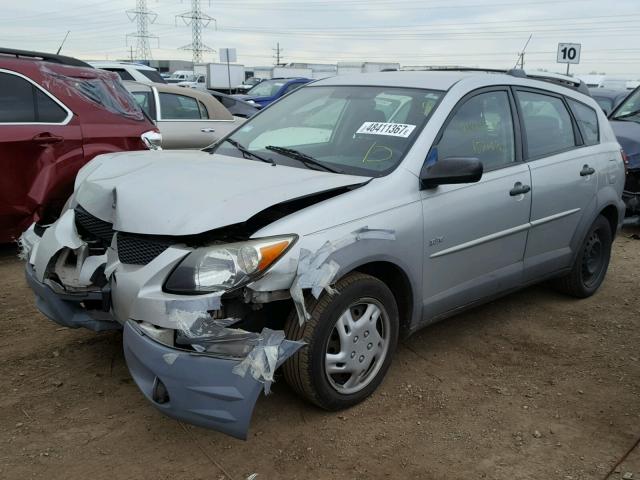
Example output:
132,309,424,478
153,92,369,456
165,235,296,293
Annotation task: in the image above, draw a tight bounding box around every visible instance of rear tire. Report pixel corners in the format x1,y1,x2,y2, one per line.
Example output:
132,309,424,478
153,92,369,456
283,272,399,410
554,215,612,298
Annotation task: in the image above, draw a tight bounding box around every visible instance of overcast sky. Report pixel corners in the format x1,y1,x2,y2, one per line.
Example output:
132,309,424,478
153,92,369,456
1,0,639,77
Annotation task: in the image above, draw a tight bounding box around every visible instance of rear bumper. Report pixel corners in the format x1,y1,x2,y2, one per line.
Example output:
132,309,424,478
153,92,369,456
24,263,121,332
123,321,300,440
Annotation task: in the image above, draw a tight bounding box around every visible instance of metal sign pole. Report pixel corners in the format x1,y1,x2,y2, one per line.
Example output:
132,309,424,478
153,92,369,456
226,50,231,93
566,63,570,76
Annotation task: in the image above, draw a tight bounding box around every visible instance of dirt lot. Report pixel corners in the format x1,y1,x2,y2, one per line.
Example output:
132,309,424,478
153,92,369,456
0,230,638,480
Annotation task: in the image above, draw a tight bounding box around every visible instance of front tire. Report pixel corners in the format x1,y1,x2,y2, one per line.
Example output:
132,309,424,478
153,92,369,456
283,272,399,410
554,215,612,298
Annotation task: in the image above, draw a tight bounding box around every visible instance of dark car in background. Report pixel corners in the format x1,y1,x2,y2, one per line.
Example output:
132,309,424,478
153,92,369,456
233,77,312,107
208,89,260,118
589,88,629,115
0,48,159,242
608,85,640,223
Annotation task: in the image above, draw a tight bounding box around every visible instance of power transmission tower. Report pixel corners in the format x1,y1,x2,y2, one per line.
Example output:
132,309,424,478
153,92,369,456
177,0,216,64
126,0,158,61
273,42,283,65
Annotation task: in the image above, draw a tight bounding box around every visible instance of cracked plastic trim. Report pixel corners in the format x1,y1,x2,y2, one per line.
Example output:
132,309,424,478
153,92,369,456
289,227,396,325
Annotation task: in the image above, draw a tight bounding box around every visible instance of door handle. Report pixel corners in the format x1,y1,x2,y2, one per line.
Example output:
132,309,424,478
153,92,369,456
580,164,596,176
509,182,531,196
200,128,216,133
32,133,64,145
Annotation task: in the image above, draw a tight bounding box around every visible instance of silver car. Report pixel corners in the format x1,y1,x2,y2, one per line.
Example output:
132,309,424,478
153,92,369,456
21,70,626,439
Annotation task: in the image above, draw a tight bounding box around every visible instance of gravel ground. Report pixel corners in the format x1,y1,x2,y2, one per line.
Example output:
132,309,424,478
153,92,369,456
0,229,638,480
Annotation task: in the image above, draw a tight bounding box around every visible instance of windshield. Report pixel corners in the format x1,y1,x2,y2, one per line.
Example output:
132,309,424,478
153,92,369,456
213,85,443,176
612,87,640,121
247,80,286,97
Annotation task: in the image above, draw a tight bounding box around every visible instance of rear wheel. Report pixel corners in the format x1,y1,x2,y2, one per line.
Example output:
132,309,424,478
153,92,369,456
554,215,612,298
283,272,399,410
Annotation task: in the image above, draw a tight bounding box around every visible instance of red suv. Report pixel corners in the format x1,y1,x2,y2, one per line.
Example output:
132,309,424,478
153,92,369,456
0,48,160,243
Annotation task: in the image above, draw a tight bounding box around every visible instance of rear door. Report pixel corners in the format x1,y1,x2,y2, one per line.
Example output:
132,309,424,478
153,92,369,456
421,88,532,321
0,69,83,240
156,91,236,148
515,88,599,280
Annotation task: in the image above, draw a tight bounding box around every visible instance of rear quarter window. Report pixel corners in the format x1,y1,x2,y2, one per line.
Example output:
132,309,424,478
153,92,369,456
140,70,166,83
567,99,599,146
106,68,135,81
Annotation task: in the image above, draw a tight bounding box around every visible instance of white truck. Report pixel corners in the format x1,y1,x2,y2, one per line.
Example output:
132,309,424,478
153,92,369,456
205,63,246,92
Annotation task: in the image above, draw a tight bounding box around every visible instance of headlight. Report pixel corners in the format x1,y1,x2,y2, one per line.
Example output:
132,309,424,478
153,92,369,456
164,235,296,293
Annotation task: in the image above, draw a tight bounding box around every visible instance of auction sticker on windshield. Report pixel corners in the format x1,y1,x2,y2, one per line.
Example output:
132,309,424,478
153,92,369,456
356,122,416,138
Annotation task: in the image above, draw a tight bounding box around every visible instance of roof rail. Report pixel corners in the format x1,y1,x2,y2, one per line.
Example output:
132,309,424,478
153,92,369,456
0,47,92,68
418,66,590,95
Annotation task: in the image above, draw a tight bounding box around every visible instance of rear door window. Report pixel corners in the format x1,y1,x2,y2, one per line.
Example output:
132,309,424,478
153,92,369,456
0,72,67,123
435,90,516,171
0,72,36,122
516,91,576,158
159,93,201,119
567,99,599,146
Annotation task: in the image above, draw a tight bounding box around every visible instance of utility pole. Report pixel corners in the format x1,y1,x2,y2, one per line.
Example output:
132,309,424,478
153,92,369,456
273,42,283,65
177,0,216,64
126,0,158,61
514,34,532,70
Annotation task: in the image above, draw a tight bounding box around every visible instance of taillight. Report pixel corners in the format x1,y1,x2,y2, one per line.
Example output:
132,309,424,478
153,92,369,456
621,149,629,173
141,130,163,150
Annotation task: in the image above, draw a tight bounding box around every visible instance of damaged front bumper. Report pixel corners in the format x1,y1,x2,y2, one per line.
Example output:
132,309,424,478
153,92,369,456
25,262,119,331
124,321,302,439
20,212,304,439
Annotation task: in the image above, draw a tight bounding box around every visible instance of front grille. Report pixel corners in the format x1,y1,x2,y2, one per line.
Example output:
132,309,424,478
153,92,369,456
74,205,114,246
117,233,172,265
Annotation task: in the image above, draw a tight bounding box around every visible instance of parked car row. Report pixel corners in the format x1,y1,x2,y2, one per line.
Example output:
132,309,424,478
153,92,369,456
19,67,626,440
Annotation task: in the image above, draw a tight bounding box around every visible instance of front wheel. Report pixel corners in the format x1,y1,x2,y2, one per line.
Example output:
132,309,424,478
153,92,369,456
554,215,612,298
283,272,399,410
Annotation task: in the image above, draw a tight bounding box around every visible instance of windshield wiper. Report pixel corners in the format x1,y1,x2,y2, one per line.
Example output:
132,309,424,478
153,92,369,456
219,138,276,165
265,145,342,173
614,108,640,121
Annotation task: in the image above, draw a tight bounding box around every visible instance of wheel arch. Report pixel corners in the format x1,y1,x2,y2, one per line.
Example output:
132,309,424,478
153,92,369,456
599,203,619,238
335,259,416,334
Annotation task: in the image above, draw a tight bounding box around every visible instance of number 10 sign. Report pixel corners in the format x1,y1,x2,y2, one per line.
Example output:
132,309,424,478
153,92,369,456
557,43,581,65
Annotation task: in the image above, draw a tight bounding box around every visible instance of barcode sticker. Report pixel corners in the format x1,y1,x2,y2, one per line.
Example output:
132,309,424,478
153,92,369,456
356,122,416,138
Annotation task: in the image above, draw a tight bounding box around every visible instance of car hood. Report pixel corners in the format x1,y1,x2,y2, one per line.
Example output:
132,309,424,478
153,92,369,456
73,150,368,236
610,120,640,169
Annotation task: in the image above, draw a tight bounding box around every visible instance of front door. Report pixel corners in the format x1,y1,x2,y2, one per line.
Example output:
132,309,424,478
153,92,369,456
420,88,532,322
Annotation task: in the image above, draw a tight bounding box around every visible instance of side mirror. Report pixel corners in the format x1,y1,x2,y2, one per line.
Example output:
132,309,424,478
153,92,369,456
420,156,483,189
